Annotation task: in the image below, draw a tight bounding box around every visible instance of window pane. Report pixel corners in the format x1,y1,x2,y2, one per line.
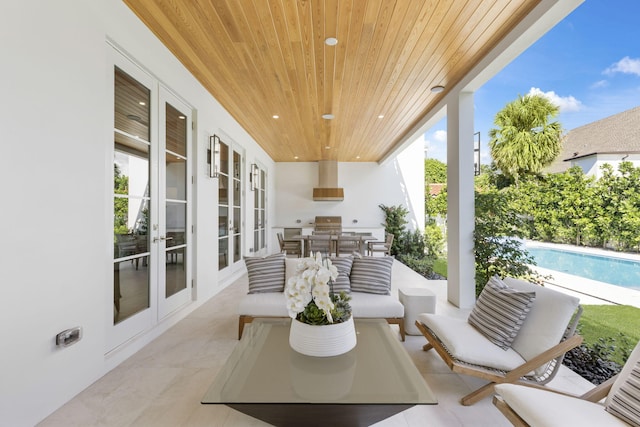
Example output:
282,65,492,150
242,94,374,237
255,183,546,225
219,175,229,205
165,247,186,298
219,237,229,269
166,202,186,247
219,206,228,237
219,141,229,175
166,154,186,201
233,179,241,207
165,103,187,157
114,258,149,324
114,67,150,141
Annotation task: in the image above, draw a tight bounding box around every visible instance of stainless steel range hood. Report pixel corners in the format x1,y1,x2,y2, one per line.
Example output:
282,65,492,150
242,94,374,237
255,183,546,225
313,160,344,201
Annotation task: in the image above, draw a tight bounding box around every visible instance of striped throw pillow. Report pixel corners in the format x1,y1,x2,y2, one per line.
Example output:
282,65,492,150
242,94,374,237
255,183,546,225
245,253,286,293
329,256,354,293
350,256,394,295
606,360,640,427
468,276,536,350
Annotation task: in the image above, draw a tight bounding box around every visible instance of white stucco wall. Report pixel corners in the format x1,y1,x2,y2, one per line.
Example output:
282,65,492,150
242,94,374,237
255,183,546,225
571,154,640,179
0,1,274,425
0,2,422,425
274,138,425,234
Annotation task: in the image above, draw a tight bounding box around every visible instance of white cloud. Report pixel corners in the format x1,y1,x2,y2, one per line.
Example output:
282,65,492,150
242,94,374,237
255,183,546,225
527,87,583,112
433,129,447,143
423,130,447,162
604,56,640,76
590,79,609,89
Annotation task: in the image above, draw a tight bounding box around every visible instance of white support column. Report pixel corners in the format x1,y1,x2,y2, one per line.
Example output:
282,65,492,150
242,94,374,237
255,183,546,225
446,91,476,308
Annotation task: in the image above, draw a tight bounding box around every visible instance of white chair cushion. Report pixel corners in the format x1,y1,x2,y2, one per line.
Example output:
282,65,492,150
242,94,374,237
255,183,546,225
350,292,404,318
503,277,580,373
417,313,526,371
495,384,629,427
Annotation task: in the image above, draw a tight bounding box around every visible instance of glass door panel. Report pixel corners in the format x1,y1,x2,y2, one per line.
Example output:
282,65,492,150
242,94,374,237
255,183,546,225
113,66,152,326
158,91,191,317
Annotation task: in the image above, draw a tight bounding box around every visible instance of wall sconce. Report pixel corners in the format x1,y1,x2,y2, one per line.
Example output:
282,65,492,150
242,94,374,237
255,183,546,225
209,135,220,178
250,163,260,191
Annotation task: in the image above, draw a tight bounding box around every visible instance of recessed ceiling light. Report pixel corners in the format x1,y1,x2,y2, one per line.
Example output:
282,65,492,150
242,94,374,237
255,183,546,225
138,101,146,106
356,155,361,159
178,115,186,120
294,156,299,160
325,146,331,150
378,115,384,119
272,115,279,119
325,37,338,46
322,114,334,120
431,85,445,93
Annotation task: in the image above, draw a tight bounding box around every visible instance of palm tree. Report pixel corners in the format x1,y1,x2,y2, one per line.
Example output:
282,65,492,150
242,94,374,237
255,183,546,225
489,94,562,184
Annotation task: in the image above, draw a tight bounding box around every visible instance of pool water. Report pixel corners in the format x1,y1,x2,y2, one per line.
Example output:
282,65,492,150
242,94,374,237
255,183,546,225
526,246,640,290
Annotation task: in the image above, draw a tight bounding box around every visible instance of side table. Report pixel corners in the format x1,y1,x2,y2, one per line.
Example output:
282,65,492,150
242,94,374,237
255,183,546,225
399,288,436,335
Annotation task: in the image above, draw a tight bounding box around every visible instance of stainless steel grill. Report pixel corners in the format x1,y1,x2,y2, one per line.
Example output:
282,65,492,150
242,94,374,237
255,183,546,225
314,216,342,234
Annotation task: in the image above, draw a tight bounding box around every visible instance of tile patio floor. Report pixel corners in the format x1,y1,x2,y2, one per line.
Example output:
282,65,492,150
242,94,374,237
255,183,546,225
39,261,595,427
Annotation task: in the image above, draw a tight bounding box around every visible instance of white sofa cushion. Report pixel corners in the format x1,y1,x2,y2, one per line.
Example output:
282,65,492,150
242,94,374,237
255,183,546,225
495,384,629,427
468,276,536,350
238,291,404,319
417,313,526,371
349,292,404,318
238,293,288,317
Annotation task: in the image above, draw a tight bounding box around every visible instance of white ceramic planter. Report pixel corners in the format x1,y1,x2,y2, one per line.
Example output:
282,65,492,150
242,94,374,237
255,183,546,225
289,317,357,357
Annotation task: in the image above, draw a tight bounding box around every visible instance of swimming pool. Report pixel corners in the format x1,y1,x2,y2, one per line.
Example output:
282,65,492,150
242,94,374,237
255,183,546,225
526,245,640,290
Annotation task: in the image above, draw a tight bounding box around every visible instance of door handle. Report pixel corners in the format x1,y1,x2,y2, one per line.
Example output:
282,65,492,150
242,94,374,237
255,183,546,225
153,236,174,243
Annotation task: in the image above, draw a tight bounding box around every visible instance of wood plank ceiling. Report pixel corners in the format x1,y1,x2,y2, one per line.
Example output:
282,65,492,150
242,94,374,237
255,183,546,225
124,0,539,163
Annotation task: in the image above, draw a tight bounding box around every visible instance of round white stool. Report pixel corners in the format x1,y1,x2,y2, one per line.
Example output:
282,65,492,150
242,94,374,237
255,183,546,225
398,288,436,335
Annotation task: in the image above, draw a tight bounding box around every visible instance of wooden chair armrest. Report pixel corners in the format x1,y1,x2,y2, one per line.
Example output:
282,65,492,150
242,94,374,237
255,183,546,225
580,374,617,402
504,334,583,381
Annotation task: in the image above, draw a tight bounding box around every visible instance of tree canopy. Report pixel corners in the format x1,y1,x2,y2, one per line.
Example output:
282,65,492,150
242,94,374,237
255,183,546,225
425,158,447,183
489,94,562,183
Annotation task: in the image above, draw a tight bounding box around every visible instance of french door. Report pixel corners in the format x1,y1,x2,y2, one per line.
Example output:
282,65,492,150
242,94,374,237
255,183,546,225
110,51,192,350
218,138,244,275
253,165,267,255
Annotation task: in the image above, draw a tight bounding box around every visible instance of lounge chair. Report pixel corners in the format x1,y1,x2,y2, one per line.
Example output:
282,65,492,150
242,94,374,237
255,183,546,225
493,339,640,426
414,276,583,405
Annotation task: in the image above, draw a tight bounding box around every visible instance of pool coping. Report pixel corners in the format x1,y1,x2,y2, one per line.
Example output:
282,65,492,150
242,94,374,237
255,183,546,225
525,241,640,308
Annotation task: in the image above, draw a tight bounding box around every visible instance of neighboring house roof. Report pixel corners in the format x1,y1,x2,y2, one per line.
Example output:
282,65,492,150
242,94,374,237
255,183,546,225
547,105,640,173
428,183,445,196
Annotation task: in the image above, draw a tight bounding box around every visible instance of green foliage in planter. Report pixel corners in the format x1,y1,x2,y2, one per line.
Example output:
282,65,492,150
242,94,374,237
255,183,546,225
398,255,434,277
378,204,409,256
424,220,444,258
397,229,426,259
296,291,352,325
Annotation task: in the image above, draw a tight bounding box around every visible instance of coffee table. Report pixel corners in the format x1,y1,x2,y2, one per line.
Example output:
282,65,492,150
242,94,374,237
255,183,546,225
202,318,436,426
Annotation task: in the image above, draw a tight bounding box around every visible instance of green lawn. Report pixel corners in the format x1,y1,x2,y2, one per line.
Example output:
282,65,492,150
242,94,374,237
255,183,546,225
433,258,447,277
578,305,640,364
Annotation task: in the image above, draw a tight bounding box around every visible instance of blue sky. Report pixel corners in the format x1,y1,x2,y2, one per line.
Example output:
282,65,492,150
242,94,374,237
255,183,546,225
424,0,640,164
